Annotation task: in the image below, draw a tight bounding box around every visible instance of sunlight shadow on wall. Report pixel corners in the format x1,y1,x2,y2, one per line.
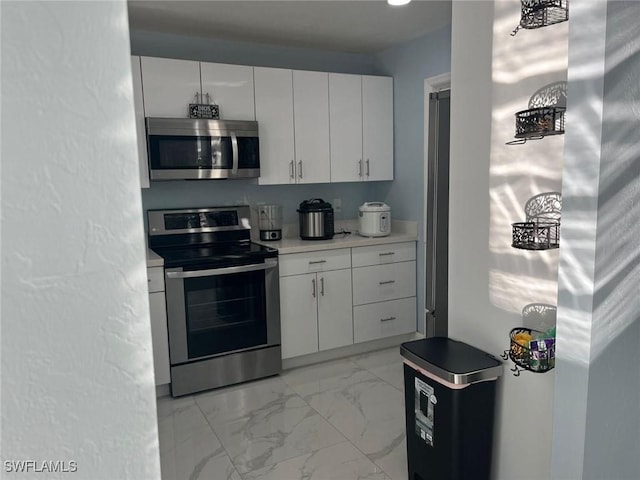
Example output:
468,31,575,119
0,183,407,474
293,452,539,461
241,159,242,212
489,1,568,317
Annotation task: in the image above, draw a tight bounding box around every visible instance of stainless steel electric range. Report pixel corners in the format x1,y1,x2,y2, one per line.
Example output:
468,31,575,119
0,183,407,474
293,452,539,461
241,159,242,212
148,206,281,397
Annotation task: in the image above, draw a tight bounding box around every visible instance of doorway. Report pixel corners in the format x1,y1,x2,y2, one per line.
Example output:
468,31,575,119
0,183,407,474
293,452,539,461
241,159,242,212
424,80,450,338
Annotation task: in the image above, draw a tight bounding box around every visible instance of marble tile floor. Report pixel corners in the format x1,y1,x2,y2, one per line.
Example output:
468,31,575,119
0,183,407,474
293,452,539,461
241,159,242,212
157,347,408,480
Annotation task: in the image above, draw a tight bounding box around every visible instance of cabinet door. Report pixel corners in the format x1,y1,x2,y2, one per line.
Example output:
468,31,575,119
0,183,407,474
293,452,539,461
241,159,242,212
280,273,319,359
362,75,394,181
318,269,353,351
200,62,255,121
293,70,330,184
255,67,295,185
140,57,201,117
131,56,149,188
329,73,363,182
148,292,171,385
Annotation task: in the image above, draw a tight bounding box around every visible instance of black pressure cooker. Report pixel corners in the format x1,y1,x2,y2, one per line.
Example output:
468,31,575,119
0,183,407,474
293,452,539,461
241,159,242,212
297,199,334,240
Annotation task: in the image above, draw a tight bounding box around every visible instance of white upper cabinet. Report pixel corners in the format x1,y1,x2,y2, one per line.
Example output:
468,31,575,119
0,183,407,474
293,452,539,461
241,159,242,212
200,62,255,121
140,57,201,118
254,67,296,185
362,75,394,181
293,70,330,184
131,56,150,189
329,73,363,183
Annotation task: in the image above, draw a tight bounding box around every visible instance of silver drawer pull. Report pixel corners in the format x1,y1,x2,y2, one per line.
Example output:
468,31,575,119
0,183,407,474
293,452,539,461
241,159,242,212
309,260,327,265
379,280,396,285
379,252,395,256
312,278,316,298
380,316,396,322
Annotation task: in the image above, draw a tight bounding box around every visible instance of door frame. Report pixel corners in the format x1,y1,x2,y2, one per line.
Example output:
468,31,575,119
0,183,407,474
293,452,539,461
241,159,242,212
422,73,451,335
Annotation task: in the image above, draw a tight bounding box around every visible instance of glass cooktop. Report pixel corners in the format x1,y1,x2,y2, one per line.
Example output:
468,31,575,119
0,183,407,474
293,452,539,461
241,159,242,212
152,242,277,268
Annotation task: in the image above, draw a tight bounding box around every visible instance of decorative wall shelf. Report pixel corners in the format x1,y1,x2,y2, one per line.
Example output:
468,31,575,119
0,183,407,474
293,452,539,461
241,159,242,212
511,0,569,36
501,327,556,376
507,106,565,144
511,192,562,250
512,221,560,249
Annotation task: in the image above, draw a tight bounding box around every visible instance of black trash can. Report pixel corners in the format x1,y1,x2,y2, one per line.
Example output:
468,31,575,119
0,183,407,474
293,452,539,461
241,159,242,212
400,337,503,480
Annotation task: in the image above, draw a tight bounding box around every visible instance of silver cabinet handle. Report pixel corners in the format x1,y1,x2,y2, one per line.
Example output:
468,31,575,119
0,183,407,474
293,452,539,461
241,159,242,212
379,280,396,285
290,160,295,179
230,131,239,175
320,277,325,296
298,160,303,179
166,259,278,279
380,316,396,322
312,278,316,298
358,159,362,177
366,158,370,177
378,252,395,257
309,260,327,265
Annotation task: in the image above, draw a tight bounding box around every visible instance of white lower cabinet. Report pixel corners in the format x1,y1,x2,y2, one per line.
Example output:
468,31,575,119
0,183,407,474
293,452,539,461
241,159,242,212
352,261,416,306
354,297,416,343
318,269,354,351
280,268,353,359
147,267,170,386
278,241,417,360
280,273,319,359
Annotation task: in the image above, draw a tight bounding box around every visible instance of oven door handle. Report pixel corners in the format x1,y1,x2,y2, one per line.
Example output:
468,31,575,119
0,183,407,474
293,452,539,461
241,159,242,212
166,259,278,279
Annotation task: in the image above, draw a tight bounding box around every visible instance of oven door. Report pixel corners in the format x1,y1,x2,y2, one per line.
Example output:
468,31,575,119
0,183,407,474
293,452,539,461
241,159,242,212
164,258,280,365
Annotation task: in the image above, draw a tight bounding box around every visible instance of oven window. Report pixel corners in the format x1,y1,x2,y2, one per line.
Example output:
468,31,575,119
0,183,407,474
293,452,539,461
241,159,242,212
183,269,267,358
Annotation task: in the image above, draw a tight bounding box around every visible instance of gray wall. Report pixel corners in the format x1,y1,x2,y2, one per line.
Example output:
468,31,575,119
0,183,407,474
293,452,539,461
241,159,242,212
130,29,381,74
551,1,640,479
131,29,384,225
374,26,452,331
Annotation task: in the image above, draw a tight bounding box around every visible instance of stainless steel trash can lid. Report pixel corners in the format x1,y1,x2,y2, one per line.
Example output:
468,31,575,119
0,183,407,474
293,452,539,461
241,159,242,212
401,337,503,386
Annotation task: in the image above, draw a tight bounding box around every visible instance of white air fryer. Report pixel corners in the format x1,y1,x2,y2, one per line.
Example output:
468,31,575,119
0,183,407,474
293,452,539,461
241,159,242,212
358,202,391,237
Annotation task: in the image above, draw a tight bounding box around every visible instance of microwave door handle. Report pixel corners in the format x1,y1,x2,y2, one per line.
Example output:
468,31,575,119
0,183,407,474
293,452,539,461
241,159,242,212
231,131,239,176
166,259,278,279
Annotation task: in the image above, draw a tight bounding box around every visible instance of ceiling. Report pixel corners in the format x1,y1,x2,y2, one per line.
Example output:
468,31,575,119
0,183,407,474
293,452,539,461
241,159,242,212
127,0,452,54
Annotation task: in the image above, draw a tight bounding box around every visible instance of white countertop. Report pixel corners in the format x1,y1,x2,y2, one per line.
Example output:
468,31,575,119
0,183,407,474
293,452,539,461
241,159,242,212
146,247,164,268
254,220,418,255
146,219,418,263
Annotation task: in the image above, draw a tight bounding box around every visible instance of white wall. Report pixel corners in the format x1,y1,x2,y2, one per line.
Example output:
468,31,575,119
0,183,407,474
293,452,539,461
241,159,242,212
450,1,566,478
1,2,160,478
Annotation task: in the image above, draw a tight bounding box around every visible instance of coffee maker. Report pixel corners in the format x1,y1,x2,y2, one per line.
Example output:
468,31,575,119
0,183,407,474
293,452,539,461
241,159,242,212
258,204,282,241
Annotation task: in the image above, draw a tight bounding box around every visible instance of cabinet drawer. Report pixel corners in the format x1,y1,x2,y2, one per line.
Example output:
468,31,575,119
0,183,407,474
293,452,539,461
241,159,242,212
147,267,165,293
279,248,351,276
352,261,416,305
354,297,416,343
351,242,416,267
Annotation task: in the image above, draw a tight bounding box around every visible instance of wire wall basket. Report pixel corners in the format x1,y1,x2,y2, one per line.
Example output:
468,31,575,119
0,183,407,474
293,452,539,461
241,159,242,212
507,106,565,144
511,0,569,36
501,327,556,376
512,221,560,250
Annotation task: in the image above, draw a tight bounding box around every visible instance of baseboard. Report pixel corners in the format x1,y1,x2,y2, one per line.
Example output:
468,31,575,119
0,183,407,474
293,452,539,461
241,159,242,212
282,331,424,370
155,384,170,398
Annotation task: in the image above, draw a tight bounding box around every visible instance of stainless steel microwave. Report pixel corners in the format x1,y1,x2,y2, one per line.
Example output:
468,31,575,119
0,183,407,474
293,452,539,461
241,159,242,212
146,118,260,180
